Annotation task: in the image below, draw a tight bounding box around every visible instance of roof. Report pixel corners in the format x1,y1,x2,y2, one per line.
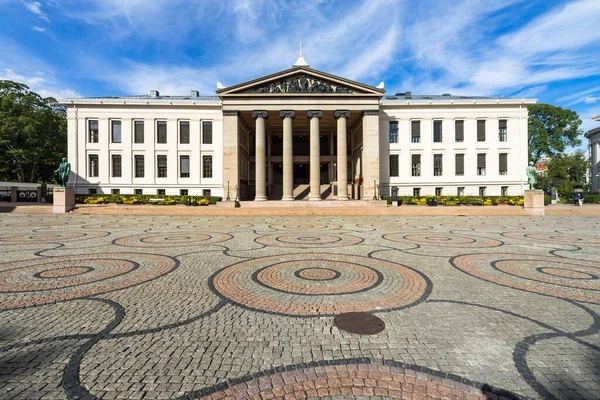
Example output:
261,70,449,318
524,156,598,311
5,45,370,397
585,126,600,139
59,94,221,106
381,93,537,105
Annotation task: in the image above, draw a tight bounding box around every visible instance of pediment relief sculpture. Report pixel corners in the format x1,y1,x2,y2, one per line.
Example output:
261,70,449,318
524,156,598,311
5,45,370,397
249,74,353,94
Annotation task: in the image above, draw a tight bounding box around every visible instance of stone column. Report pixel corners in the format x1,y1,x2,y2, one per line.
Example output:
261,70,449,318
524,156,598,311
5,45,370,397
335,110,350,201
252,111,268,201
280,110,295,201
222,110,240,201
362,110,380,200
308,110,323,201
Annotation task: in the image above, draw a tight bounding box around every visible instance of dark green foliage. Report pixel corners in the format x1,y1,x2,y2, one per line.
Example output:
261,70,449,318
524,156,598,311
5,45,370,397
528,103,582,164
535,152,588,194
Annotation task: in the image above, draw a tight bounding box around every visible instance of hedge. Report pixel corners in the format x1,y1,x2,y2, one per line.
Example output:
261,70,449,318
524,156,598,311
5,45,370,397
75,194,222,206
383,195,525,206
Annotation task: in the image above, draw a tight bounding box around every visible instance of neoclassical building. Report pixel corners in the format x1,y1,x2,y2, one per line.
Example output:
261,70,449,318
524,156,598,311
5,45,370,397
586,114,600,192
62,60,535,200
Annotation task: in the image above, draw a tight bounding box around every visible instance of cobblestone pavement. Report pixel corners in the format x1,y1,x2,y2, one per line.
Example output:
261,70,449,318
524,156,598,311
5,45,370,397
0,214,599,400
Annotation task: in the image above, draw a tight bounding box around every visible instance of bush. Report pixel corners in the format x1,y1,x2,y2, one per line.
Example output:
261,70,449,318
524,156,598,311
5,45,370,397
75,194,219,206
382,195,525,206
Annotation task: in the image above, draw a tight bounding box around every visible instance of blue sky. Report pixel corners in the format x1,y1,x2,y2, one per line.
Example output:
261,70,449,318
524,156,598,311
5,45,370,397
1,0,599,136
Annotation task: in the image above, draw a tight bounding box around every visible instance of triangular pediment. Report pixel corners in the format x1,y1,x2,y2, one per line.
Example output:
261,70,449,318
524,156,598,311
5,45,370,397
217,66,384,97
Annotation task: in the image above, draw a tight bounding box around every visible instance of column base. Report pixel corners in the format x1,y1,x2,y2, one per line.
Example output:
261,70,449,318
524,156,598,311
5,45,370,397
337,197,349,201
254,196,268,202
309,195,322,201
281,196,295,201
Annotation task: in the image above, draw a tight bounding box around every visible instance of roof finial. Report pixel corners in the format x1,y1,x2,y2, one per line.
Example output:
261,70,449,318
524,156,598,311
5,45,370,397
293,41,309,67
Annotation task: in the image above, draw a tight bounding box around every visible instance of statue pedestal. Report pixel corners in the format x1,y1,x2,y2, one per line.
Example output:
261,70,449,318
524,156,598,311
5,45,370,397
524,190,544,216
53,188,75,214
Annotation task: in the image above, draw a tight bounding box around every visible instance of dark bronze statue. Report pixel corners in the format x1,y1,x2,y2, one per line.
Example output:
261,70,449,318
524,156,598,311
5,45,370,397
55,157,71,187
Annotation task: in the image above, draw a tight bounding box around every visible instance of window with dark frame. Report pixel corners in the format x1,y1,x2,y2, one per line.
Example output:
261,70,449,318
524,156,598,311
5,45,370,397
455,120,464,142
89,120,99,143
157,155,167,178
499,119,507,142
389,121,398,143
134,155,144,178
111,120,121,143
203,189,211,197
499,153,508,175
180,121,190,144
455,154,464,176
89,154,99,177
477,153,486,175
157,189,166,196
433,154,443,176
389,154,399,177
479,186,486,196
435,187,443,196
134,189,143,195
203,155,213,178
501,186,508,196
88,188,97,194
180,189,188,196
411,121,421,143
413,188,421,197
134,121,144,144
433,120,442,143
180,155,190,178
411,154,421,177
202,121,213,144
477,120,486,142
111,189,120,195
111,154,122,177
457,187,465,196
157,121,167,144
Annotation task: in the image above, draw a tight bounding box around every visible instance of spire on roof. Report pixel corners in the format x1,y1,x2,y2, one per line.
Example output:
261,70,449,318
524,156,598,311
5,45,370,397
293,41,309,67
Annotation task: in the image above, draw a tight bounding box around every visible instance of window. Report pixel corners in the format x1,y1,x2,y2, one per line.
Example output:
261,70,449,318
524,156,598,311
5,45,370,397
455,120,464,142
88,120,99,143
477,153,486,175
89,155,99,177
88,188,97,194
134,155,144,178
457,187,465,196
411,121,421,143
111,189,120,195
203,155,213,178
134,121,144,144
180,155,190,178
389,155,399,177
455,154,464,176
499,153,508,175
157,155,167,178
180,121,190,144
501,186,508,196
203,189,212,197
433,154,443,176
411,154,421,177
157,121,167,144
389,121,398,143
477,120,486,142
134,189,143,195
202,121,213,144
111,120,121,143
413,188,421,197
433,120,442,143
499,119,507,142
157,189,166,196
435,187,443,196
111,155,122,177
479,186,486,196
180,189,188,196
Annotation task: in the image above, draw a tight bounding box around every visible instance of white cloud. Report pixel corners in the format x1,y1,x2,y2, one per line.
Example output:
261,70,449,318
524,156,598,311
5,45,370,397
0,68,79,99
584,97,599,104
512,85,547,99
32,26,45,32
20,0,50,22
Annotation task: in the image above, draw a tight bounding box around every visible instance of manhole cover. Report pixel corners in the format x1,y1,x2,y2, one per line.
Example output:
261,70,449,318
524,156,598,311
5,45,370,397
334,312,385,335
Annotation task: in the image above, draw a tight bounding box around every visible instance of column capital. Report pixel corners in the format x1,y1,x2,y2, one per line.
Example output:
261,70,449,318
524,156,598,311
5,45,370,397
362,109,379,116
223,110,239,117
307,110,323,119
279,110,296,119
334,110,351,119
251,110,268,119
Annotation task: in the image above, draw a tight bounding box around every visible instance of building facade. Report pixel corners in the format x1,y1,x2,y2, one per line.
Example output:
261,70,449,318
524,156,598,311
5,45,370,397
61,65,535,200
586,114,600,192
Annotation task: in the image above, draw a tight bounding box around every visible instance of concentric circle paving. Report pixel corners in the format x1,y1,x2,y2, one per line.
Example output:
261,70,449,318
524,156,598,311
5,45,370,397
451,253,600,303
384,232,502,248
0,230,109,244
176,222,254,230
114,232,232,247
210,253,430,316
502,231,600,246
255,233,362,248
0,253,177,309
268,222,342,231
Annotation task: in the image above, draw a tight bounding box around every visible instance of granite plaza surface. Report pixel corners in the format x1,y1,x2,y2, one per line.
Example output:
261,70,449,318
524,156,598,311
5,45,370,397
0,213,598,400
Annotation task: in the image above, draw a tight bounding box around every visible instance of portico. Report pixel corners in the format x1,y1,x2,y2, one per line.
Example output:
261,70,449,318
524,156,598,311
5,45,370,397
218,66,384,202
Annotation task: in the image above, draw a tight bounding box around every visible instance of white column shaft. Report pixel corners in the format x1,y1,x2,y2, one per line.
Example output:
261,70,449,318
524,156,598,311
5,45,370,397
254,115,267,201
309,115,322,200
336,114,348,201
282,115,294,201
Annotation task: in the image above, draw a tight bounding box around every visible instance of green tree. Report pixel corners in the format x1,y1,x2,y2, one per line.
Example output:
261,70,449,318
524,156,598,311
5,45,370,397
536,152,588,194
0,80,67,183
528,103,583,164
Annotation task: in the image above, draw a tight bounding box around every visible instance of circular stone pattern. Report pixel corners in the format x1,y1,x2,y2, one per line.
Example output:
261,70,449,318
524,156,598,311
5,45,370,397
502,231,600,246
384,232,502,248
114,232,232,248
0,253,177,310
177,222,254,231
191,362,507,400
255,233,362,248
211,253,429,316
452,253,600,303
0,230,109,244
269,222,342,231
